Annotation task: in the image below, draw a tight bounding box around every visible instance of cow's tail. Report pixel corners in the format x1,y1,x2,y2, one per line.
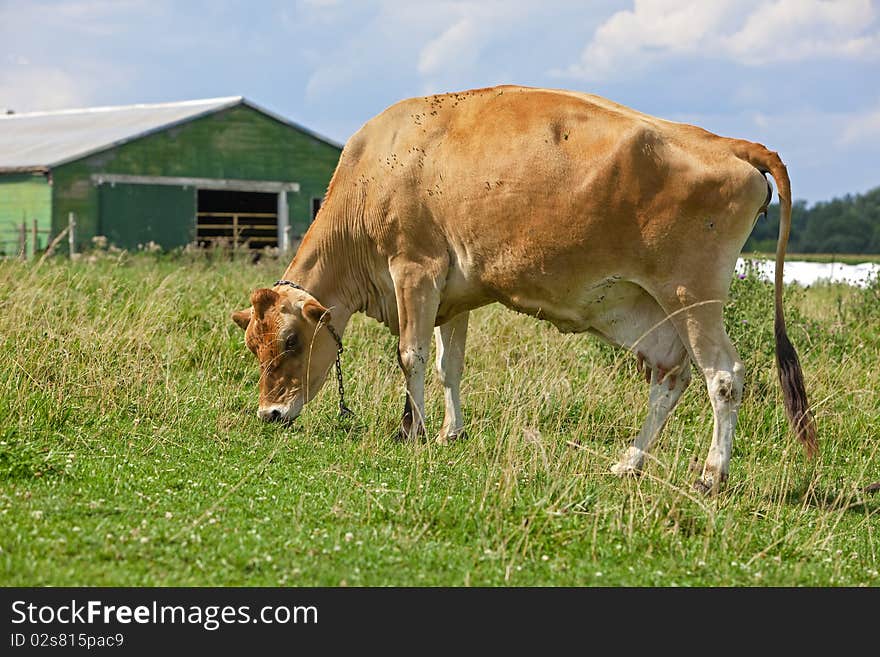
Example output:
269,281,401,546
730,140,818,458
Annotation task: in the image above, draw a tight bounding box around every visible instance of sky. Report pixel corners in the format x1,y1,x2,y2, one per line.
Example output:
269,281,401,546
1,0,878,203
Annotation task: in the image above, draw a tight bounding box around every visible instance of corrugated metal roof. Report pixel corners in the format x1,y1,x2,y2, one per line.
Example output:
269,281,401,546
0,97,342,172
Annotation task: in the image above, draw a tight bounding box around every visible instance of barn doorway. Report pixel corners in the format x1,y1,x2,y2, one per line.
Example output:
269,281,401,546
196,189,278,249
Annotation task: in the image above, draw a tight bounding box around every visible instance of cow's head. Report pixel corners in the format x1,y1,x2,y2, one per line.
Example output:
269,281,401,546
232,286,337,422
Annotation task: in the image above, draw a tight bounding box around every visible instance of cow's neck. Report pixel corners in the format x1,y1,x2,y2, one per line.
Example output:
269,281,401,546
282,219,382,334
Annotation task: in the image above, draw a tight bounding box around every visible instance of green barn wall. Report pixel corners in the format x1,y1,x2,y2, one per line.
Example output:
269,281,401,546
99,183,196,249
0,173,52,253
52,104,342,250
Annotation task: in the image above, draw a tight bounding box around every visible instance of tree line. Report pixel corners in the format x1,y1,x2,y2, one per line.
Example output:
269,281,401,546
744,185,880,254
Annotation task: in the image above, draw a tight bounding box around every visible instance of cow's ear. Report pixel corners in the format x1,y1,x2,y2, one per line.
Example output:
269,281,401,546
250,288,279,318
231,308,252,331
302,299,330,324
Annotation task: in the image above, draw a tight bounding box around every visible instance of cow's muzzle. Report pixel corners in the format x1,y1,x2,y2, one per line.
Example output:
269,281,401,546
257,399,302,423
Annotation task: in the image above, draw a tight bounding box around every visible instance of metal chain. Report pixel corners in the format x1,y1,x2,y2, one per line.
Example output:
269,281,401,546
325,322,354,419
274,279,304,291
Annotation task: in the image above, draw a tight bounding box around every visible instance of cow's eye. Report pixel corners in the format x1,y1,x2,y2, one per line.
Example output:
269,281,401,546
285,333,299,352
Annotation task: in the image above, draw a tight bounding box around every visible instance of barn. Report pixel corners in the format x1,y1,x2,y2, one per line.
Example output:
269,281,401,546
0,97,343,254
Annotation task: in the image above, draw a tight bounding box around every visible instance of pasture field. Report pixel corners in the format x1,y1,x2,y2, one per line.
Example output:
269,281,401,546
1,252,878,586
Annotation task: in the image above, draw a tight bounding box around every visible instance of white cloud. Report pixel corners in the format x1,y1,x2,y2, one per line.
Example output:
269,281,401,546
561,0,880,80
752,112,769,129
557,0,739,78
0,0,157,111
840,104,880,145
414,1,536,94
726,0,880,63
301,0,547,102
0,66,91,112
301,2,444,103
418,17,479,77
305,62,359,104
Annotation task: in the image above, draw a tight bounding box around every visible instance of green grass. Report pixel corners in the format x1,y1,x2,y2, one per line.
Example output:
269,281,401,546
1,252,878,586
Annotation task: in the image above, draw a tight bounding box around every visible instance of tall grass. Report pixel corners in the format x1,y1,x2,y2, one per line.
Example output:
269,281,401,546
0,251,877,585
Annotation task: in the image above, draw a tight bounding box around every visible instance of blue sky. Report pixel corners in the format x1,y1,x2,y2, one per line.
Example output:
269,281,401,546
2,0,878,202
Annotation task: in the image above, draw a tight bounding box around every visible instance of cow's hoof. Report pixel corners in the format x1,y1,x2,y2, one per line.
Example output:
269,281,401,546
436,429,468,445
692,478,713,495
693,470,727,495
611,462,641,477
611,447,645,477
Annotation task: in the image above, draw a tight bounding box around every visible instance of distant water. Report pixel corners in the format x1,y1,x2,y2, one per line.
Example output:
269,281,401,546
736,258,880,287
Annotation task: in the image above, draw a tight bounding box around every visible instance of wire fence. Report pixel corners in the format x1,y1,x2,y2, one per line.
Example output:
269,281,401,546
0,213,75,260
1,212,297,260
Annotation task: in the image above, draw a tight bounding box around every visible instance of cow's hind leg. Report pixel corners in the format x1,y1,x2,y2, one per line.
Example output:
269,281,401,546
655,289,745,493
435,311,469,444
611,355,691,475
586,283,692,475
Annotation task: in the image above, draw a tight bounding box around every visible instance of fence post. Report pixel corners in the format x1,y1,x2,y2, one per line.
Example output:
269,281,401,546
232,214,239,259
68,212,77,259
284,225,292,255
36,224,70,266
32,219,39,258
19,221,26,260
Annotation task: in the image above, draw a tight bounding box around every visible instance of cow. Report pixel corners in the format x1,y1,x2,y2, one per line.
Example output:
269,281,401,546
231,85,817,492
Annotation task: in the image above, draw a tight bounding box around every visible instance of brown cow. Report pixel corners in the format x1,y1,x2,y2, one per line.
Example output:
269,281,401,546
231,85,817,492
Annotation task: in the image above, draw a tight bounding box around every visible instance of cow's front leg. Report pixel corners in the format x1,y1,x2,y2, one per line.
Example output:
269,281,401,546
392,263,443,441
435,311,469,444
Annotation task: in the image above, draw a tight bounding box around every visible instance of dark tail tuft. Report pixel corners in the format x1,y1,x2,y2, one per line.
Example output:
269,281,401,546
775,310,818,458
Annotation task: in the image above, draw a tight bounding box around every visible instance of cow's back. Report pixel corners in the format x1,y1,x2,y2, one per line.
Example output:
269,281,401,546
331,85,767,317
